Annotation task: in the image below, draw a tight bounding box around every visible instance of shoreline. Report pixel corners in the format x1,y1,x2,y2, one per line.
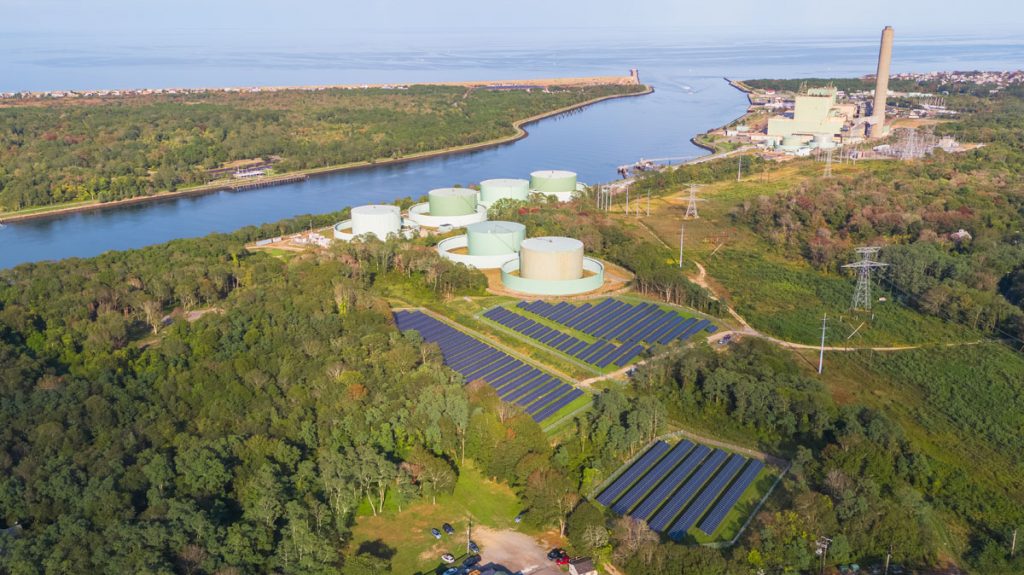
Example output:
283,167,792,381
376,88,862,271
686,77,756,155
1,85,653,224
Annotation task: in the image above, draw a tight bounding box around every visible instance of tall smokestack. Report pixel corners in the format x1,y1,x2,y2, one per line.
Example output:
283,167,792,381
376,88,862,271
871,26,894,138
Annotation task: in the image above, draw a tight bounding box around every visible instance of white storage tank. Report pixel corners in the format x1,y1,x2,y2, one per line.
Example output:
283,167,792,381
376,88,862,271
479,178,529,206
519,236,584,281
529,170,578,195
351,205,402,240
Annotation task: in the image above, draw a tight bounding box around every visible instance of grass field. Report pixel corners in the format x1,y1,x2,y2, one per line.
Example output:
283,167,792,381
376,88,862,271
349,462,525,575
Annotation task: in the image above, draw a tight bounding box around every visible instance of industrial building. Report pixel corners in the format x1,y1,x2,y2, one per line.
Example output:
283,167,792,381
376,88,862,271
333,204,420,241
407,187,488,229
479,178,530,207
766,86,846,144
529,170,586,202
500,236,605,296
436,220,526,269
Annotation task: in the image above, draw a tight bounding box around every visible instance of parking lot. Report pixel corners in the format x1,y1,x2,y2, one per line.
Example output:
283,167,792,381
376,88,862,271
473,527,562,575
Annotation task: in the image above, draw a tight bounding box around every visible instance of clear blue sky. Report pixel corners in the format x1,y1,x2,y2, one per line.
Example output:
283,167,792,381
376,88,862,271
4,0,1023,42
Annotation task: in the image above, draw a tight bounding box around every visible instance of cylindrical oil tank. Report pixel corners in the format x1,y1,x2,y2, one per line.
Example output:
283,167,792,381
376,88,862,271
519,236,584,281
428,188,478,216
529,170,578,194
466,221,526,256
479,178,529,204
351,204,401,239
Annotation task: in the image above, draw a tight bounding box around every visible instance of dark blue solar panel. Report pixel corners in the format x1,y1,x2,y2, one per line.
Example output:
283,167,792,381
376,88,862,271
659,318,696,343
611,344,645,366
639,314,679,343
595,441,670,506
679,319,711,342
622,312,668,342
697,460,764,536
526,383,571,414
565,299,614,328
580,302,630,335
612,441,695,514
649,317,685,344
490,365,531,387
630,445,710,521
592,304,650,339
667,454,746,539
613,306,661,341
531,388,584,422
566,341,587,355
505,376,548,403
647,450,728,532
519,378,561,406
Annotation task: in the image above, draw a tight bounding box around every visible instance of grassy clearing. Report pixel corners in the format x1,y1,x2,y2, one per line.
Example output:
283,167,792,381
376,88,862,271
635,159,980,347
349,462,525,575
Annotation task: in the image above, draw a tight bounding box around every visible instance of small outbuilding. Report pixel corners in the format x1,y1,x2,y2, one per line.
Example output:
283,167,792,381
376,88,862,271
569,557,597,575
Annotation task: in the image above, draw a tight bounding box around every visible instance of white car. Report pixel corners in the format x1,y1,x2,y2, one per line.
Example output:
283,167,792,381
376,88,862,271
441,553,456,564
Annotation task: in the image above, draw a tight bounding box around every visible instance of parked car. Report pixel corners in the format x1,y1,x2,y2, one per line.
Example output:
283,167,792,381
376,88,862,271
514,512,524,524
547,548,567,561
442,568,460,575
431,528,442,539
463,555,481,568
556,555,570,566
468,540,479,554
440,553,456,564
442,523,455,535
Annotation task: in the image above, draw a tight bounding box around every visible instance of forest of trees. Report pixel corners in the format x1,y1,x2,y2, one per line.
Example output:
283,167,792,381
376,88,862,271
0,84,643,211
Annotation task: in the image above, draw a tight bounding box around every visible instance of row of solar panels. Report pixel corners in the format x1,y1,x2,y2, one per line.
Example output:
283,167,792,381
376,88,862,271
482,307,644,368
595,439,764,539
517,299,717,346
393,311,584,423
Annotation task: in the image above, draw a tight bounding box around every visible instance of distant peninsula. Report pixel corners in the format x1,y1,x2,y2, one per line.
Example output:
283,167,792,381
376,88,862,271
0,74,648,221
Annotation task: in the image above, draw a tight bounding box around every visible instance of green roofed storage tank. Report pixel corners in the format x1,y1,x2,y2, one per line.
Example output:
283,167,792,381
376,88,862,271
530,170,577,194
479,178,529,205
466,221,526,256
428,188,478,216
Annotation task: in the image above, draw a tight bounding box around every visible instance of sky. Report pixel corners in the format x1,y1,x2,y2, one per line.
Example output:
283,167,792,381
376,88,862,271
4,0,1023,44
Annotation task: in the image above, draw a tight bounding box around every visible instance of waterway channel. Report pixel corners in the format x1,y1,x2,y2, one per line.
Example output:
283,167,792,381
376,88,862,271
2,36,1022,268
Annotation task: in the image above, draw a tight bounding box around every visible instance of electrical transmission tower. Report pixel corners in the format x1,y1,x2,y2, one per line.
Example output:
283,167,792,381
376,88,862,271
842,247,888,311
684,184,703,219
823,147,833,178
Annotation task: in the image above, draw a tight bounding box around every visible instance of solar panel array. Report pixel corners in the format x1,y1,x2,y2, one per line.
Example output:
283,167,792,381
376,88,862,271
481,299,717,368
393,310,584,424
595,439,764,540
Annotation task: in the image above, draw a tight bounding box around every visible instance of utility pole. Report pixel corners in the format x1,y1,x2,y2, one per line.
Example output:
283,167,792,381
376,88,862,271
883,544,892,575
737,157,742,182
1012,528,1018,559
625,187,630,215
818,314,827,374
647,189,651,216
678,223,685,268
824,147,833,178
815,536,832,575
